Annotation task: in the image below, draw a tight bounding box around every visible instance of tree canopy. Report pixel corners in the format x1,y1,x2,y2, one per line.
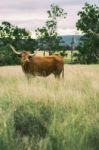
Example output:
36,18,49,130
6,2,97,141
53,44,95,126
0,21,37,65
35,4,67,55
76,3,99,64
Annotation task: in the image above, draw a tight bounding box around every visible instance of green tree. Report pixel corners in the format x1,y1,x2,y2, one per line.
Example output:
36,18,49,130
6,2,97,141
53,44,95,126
76,3,99,64
0,21,14,45
35,27,48,55
35,4,67,55
12,26,36,51
0,21,37,65
0,21,35,50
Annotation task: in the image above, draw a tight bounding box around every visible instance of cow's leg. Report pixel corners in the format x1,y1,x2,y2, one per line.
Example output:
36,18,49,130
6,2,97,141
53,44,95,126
54,73,61,79
26,74,31,84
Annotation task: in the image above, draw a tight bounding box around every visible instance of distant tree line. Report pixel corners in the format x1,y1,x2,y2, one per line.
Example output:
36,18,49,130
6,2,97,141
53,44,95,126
0,3,99,65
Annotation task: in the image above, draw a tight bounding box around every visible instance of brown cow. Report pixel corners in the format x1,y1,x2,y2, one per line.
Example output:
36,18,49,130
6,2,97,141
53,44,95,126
10,45,64,79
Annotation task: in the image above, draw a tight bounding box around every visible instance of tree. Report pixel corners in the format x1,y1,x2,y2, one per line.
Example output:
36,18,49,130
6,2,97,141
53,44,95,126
0,21,35,50
0,21,37,65
76,3,99,64
35,27,48,55
0,21,14,45
35,4,67,55
12,26,36,51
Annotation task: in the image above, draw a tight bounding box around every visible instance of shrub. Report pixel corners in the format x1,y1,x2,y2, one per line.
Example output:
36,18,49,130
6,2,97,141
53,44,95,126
14,102,52,139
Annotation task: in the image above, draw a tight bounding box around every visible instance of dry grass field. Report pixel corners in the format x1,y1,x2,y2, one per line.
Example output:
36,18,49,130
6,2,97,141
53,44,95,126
0,65,99,150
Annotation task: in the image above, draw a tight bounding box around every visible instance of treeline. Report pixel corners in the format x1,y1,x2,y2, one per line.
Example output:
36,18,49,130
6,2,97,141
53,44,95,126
0,3,99,65
0,21,38,65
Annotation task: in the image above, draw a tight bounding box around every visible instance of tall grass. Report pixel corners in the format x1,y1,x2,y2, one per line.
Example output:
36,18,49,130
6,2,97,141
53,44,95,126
0,65,99,150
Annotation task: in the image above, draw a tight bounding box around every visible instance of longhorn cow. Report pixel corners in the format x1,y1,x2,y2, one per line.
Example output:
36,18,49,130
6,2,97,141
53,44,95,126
10,45,64,79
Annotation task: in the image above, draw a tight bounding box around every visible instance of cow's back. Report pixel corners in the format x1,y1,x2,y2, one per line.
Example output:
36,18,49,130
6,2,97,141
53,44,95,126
28,55,64,77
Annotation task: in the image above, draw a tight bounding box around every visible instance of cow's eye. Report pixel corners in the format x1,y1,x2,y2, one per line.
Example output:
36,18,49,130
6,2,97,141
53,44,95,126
18,55,21,58
28,56,32,59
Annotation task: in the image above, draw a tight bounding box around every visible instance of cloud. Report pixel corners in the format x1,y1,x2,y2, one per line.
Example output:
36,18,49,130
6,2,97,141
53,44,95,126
0,0,98,12
0,0,99,37
0,0,50,11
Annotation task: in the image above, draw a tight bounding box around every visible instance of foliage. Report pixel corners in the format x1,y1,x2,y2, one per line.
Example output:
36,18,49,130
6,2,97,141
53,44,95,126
0,21,31,44
35,4,67,55
14,103,51,138
0,45,19,65
76,3,99,64
0,21,37,65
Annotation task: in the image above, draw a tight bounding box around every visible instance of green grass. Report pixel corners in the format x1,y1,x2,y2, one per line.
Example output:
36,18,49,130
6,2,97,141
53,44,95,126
0,65,99,150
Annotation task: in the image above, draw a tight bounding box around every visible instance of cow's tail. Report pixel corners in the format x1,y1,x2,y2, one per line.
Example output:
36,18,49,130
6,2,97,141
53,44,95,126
62,65,64,79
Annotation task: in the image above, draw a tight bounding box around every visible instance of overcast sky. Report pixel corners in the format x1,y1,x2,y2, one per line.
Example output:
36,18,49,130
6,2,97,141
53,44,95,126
0,0,99,37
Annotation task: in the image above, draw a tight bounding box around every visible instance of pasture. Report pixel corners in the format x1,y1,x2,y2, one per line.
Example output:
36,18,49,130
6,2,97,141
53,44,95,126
0,65,99,150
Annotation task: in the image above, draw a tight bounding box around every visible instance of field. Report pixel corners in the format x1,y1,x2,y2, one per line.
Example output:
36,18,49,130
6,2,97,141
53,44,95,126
0,65,99,150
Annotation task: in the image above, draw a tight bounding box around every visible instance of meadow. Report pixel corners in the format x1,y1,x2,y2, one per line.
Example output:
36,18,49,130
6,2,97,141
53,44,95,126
0,65,99,150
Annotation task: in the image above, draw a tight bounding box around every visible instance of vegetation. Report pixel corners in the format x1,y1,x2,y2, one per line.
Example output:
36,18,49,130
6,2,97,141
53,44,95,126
35,4,67,55
0,21,37,65
76,3,99,64
0,3,99,65
0,2,99,150
0,65,99,150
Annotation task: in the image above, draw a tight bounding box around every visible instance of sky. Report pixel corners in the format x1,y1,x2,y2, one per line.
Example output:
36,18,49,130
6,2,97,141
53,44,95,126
0,0,99,38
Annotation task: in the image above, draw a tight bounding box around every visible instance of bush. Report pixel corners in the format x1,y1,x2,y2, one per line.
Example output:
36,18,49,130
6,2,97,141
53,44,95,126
14,102,52,139
0,45,19,66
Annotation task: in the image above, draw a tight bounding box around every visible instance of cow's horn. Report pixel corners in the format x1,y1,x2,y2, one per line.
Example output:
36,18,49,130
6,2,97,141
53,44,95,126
29,48,39,56
9,45,21,55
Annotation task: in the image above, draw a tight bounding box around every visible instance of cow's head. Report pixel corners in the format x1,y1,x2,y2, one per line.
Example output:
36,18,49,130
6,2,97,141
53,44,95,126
10,45,38,64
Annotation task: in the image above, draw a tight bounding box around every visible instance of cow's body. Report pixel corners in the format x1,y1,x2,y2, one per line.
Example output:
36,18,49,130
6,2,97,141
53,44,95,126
22,55,64,78
10,45,64,79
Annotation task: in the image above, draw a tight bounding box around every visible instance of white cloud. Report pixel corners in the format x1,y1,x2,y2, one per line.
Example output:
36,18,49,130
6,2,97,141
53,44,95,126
0,0,99,37
57,28,82,36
